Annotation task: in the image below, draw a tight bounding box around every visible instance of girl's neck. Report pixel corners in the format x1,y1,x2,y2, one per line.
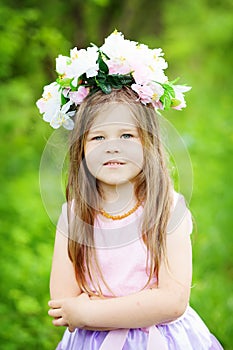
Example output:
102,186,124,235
99,182,138,215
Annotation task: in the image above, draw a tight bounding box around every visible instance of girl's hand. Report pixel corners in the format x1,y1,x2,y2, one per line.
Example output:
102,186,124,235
48,293,90,331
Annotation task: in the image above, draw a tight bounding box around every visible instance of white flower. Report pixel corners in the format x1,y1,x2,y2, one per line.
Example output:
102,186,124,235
172,85,192,110
130,45,168,84
101,30,136,60
147,47,168,70
56,55,71,75
50,101,75,130
101,30,137,74
66,46,99,86
36,82,61,122
149,81,165,101
36,83,75,129
70,47,79,60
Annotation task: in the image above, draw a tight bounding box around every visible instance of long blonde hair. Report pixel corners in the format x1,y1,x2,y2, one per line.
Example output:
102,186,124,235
66,87,173,295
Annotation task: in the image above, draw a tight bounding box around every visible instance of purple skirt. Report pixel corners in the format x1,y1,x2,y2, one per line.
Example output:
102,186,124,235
56,306,223,350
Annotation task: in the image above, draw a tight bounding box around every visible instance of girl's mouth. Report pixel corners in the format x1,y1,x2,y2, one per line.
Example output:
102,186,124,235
103,160,125,167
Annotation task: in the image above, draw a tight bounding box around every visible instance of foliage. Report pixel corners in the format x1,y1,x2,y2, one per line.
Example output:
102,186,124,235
0,0,232,349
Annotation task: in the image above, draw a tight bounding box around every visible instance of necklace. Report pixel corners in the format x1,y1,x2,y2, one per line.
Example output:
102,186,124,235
99,201,141,220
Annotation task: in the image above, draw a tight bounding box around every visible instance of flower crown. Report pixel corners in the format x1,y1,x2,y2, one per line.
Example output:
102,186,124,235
36,30,191,130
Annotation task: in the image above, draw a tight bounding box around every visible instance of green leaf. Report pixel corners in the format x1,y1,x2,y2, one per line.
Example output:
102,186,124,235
97,52,109,74
86,77,96,86
160,91,172,110
56,77,73,88
99,83,112,94
163,83,175,98
108,75,121,84
78,74,86,84
61,93,68,106
170,77,180,85
112,83,123,89
89,86,100,95
171,98,181,107
96,72,107,83
110,74,133,85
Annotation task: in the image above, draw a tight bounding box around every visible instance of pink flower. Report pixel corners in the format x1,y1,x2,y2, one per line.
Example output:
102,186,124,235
131,83,153,104
131,82,164,105
152,100,164,110
69,86,90,105
107,60,131,75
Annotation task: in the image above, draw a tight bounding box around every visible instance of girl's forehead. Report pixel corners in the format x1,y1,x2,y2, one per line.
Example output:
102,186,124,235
89,103,137,129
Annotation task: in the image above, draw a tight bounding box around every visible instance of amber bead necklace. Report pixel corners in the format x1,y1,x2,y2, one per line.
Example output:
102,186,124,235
99,201,141,220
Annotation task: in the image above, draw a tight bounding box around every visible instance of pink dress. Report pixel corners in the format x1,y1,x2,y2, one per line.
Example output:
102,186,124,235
55,193,224,349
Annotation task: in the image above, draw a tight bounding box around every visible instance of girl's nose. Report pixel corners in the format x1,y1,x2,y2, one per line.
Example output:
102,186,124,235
105,140,121,153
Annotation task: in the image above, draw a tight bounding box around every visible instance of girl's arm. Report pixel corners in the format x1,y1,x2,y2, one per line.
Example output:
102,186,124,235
49,211,192,329
49,205,116,330
50,227,81,299
50,227,117,331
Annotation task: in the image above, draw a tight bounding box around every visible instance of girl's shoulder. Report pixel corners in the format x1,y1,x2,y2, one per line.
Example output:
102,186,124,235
56,202,68,236
56,200,75,236
168,190,193,235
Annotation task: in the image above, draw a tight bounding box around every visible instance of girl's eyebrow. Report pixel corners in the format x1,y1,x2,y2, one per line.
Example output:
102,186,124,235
88,127,138,135
87,130,106,135
118,127,138,132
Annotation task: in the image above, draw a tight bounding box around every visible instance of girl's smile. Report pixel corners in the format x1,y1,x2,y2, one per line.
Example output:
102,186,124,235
103,160,126,168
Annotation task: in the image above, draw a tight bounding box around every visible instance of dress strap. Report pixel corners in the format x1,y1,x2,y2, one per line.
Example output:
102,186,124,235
99,326,168,350
147,326,168,350
99,329,129,350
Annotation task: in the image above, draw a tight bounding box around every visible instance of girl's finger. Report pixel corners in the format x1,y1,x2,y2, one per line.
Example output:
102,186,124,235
48,299,63,308
48,308,62,318
52,317,68,327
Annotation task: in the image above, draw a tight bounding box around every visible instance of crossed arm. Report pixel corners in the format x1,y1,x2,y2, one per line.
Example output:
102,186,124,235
48,212,192,331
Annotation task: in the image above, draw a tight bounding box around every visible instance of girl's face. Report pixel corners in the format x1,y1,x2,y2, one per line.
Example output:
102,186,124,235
84,103,144,188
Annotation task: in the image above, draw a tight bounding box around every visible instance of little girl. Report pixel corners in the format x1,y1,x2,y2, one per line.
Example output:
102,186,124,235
37,31,223,349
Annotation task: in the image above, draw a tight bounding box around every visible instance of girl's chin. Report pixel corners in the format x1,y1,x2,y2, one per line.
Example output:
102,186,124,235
98,179,134,188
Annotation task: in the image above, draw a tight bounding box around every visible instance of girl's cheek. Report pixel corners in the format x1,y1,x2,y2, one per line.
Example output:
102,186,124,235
84,142,94,157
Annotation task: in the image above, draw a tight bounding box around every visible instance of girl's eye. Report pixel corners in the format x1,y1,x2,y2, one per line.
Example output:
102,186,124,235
121,133,133,139
92,136,105,141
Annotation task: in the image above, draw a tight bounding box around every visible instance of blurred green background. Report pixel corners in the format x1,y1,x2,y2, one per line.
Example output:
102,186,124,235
0,0,232,349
